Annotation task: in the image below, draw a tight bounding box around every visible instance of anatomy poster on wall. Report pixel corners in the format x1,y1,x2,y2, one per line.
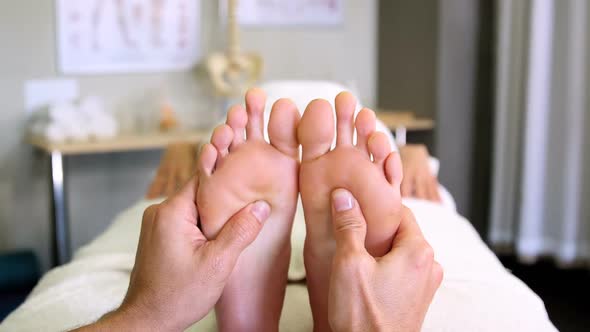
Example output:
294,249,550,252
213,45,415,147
56,0,201,74
221,0,343,26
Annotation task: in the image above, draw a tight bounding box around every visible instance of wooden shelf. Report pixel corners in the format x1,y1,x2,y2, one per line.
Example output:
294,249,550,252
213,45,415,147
28,130,210,155
28,112,434,155
376,111,435,131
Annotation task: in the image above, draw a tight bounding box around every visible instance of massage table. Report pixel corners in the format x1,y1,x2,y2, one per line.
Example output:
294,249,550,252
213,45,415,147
1,82,557,331
0,196,556,331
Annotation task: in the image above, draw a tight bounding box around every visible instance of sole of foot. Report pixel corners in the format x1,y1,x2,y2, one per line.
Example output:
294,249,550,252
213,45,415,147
196,88,300,331
298,91,403,331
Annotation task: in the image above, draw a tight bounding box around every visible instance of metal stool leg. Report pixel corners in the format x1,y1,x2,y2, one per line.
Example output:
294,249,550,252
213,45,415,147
50,151,70,266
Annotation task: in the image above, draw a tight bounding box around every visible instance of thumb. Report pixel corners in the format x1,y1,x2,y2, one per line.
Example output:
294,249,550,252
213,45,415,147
331,189,368,253
209,200,270,261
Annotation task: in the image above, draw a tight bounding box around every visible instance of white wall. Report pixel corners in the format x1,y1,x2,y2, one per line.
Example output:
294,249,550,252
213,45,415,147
0,0,377,270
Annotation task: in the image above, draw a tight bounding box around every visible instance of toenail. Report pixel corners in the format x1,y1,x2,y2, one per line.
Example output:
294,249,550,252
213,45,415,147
333,189,354,212
251,201,271,223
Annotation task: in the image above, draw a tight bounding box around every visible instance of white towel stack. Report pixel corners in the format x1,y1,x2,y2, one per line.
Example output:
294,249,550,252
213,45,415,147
30,97,118,142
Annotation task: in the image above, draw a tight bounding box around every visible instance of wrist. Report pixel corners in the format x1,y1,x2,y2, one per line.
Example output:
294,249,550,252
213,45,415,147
98,302,170,332
72,308,149,331
331,323,386,332
329,300,388,332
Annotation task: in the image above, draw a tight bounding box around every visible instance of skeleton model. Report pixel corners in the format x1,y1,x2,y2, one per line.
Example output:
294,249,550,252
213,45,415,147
206,0,263,97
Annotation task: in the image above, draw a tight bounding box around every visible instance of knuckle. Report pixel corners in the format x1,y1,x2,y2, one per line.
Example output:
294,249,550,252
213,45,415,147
150,203,175,230
401,206,418,223
151,205,166,224
432,262,444,286
142,204,158,218
412,241,435,270
162,197,180,212
141,204,159,225
334,213,364,233
229,214,260,244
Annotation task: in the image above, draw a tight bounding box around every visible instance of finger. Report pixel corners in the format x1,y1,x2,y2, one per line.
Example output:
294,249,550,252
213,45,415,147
424,177,434,201
146,173,166,199
430,179,442,202
164,166,177,197
141,204,158,235
401,173,414,198
422,261,444,305
208,200,270,259
415,177,427,199
387,206,425,255
428,180,438,202
331,188,369,254
170,175,198,203
137,204,159,256
159,176,200,226
430,261,444,292
179,157,195,185
422,173,435,202
174,172,183,193
176,153,195,191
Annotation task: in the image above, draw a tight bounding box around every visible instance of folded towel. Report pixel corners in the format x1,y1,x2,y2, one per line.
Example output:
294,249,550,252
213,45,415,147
28,96,118,143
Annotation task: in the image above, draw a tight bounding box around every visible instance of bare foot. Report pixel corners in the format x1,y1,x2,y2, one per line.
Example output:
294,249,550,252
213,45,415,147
196,88,300,331
298,92,403,331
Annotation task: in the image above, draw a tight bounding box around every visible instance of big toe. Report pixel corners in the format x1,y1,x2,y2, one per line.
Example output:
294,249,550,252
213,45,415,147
268,98,300,158
298,99,335,161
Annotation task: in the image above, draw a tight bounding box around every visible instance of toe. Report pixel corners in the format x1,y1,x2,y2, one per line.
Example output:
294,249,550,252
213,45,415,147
226,104,248,149
368,132,391,164
268,98,301,158
335,91,356,147
298,99,335,161
385,152,403,188
245,87,266,140
198,143,217,176
211,124,234,159
354,108,376,154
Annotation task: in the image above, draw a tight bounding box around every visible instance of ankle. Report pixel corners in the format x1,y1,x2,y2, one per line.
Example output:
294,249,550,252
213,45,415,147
216,292,283,332
313,320,333,332
217,314,279,332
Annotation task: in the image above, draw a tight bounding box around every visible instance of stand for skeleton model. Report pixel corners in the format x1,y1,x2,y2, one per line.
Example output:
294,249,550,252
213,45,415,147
206,0,263,99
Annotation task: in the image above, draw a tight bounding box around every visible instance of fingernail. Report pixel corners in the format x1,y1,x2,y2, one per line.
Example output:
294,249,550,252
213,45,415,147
251,201,271,223
333,189,354,212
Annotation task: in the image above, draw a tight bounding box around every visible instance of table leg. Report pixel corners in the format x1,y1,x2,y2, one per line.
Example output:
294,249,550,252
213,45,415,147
49,151,70,266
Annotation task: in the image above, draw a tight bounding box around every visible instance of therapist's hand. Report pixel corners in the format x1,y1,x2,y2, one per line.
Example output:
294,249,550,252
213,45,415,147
146,142,199,199
328,189,443,332
399,144,441,202
77,177,270,332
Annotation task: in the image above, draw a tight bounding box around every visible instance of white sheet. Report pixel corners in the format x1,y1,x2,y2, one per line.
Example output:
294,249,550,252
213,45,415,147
0,197,556,331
